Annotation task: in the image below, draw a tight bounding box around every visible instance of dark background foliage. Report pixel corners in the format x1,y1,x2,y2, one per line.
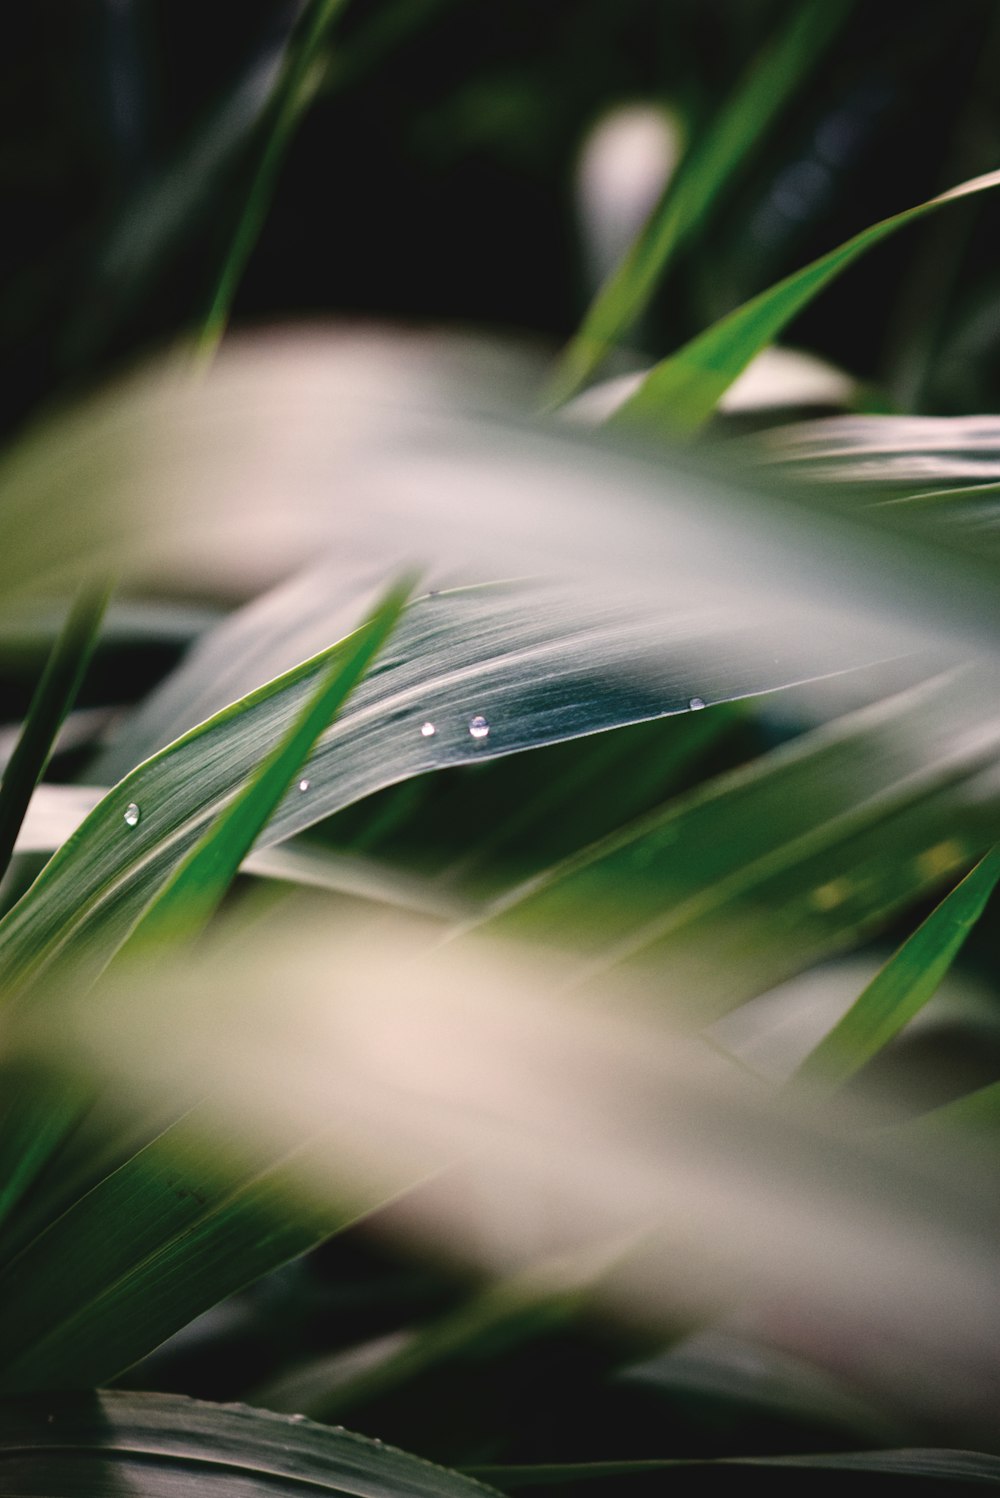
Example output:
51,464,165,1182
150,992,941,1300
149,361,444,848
3,0,1000,438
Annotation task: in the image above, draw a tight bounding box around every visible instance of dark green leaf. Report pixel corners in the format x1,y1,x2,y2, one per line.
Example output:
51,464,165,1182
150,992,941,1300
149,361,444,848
0,582,111,883
0,1391,499,1496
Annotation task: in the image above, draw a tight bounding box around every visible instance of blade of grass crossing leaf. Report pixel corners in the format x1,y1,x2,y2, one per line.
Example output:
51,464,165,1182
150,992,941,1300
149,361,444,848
793,844,1000,1092
613,168,1000,435
0,581,111,884
547,0,857,406
198,0,351,355
121,575,412,954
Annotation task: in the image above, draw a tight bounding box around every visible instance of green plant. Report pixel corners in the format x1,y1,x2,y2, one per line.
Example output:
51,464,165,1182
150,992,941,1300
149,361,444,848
3,3,1000,1494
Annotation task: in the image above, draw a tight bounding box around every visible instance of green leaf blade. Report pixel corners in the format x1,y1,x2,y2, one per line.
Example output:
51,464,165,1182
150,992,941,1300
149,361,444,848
122,575,412,954
548,0,857,404
0,582,111,884
614,169,1000,435
795,844,1000,1091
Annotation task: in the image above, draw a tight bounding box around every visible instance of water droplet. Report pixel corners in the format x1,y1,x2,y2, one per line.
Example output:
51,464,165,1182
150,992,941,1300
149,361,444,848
372,1438,385,1450
468,714,490,740
688,697,706,711
124,802,140,828
289,1413,307,1424
298,778,310,792
420,721,436,738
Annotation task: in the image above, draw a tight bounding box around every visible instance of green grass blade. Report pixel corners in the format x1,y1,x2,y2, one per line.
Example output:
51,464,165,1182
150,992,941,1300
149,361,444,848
119,575,411,954
0,582,111,884
547,0,856,406
0,1392,499,1496
613,168,1000,435
793,845,1000,1092
198,0,351,354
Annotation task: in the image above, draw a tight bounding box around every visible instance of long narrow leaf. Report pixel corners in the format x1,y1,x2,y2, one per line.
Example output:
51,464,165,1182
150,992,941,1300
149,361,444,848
613,168,1000,435
0,1392,498,1497
199,0,351,353
793,844,1000,1091
120,575,411,954
0,579,886,1007
548,0,856,405
0,581,111,882
468,1450,1000,1490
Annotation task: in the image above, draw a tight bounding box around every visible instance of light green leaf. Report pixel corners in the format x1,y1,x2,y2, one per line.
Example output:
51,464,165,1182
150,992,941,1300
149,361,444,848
614,168,1000,435
548,0,857,404
793,845,1000,1091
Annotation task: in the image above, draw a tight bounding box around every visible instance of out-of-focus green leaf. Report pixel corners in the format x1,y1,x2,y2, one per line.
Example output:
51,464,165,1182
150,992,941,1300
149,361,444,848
614,168,1000,435
793,845,1000,1091
9,919,1000,1406
199,0,351,352
0,1104,410,1392
480,672,1000,1021
548,0,857,404
0,1391,498,1497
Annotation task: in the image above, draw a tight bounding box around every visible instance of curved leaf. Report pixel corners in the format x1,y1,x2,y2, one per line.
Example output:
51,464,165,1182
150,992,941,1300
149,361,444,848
547,0,857,403
0,579,871,1004
614,168,1000,434
0,1391,498,1497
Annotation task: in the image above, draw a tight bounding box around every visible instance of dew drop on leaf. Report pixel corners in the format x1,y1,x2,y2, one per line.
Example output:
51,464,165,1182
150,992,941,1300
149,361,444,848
123,802,140,828
469,714,490,740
